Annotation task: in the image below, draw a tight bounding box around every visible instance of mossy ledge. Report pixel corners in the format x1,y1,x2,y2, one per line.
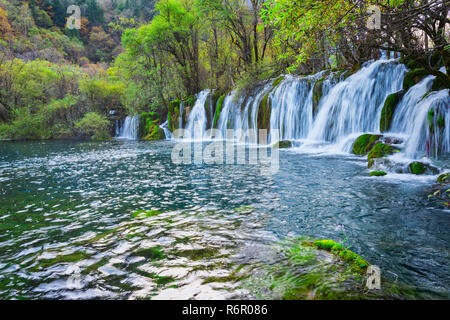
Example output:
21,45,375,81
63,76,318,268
304,239,369,274
352,134,382,155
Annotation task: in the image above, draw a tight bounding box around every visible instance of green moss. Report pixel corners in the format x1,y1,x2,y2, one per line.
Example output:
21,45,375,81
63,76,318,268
272,76,285,88
184,95,197,107
367,143,396,168
380,91,402,132
131,209,161,219
212,94,225,129
403,68,429,91
437,173,450,183
409,162,426,175
370,171,387,176
312,240,369,274
257,93,271,131
312,80,324,116
273,140,292,149
351,134,382,155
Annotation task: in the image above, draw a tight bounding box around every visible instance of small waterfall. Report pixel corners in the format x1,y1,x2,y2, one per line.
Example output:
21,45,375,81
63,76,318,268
179,101,184,130
184,90,210,139
159,120,173,140
116,115,140,140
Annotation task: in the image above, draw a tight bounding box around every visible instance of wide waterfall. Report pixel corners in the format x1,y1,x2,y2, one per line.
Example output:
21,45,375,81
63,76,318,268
171,58,449,164
116,115,140,140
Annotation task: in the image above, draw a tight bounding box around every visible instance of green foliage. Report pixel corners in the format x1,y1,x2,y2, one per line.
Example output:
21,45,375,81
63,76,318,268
380,91,402,132
74,112,111,140
352,134,382,155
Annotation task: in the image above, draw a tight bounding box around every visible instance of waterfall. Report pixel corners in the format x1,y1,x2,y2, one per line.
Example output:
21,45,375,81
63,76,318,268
169,58,449,163
184,90,210,140
215,83,273,141
269,71,334,143
179,101,184,130
116,115,140,140
160,120,173,140
307,59,406,143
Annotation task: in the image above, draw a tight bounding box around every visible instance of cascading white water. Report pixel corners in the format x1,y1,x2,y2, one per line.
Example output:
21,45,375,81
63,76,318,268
269,71,335,143
171,58,449,163
159,120,173,140
403,89,450,158
116,115,140,140
307,59,406,143
184,90,210,140
215,83,272,141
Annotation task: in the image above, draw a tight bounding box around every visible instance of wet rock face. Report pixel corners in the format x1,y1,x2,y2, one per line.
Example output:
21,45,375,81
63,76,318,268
380,91,404,133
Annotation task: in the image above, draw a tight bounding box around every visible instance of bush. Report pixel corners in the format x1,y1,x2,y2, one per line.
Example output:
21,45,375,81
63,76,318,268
74,112,111,140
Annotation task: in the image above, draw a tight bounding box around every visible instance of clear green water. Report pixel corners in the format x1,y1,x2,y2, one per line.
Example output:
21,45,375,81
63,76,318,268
0,140,448,299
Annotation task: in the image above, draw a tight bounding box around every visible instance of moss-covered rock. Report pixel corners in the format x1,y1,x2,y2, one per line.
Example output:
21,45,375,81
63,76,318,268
369,171,387,177
431,72,450,91
140,113,165,141
273,140,292,149
409,162,426,175
212,94,226,129
272,76,285,88
257,93,271,131
311,239,369,274
437,172,450,183
380,91,403,132
312,80,324,116
352,134,382,155
367,143,396,168
403,68,429,91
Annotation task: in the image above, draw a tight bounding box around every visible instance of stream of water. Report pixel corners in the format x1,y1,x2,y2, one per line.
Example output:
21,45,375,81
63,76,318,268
0,140,448,299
